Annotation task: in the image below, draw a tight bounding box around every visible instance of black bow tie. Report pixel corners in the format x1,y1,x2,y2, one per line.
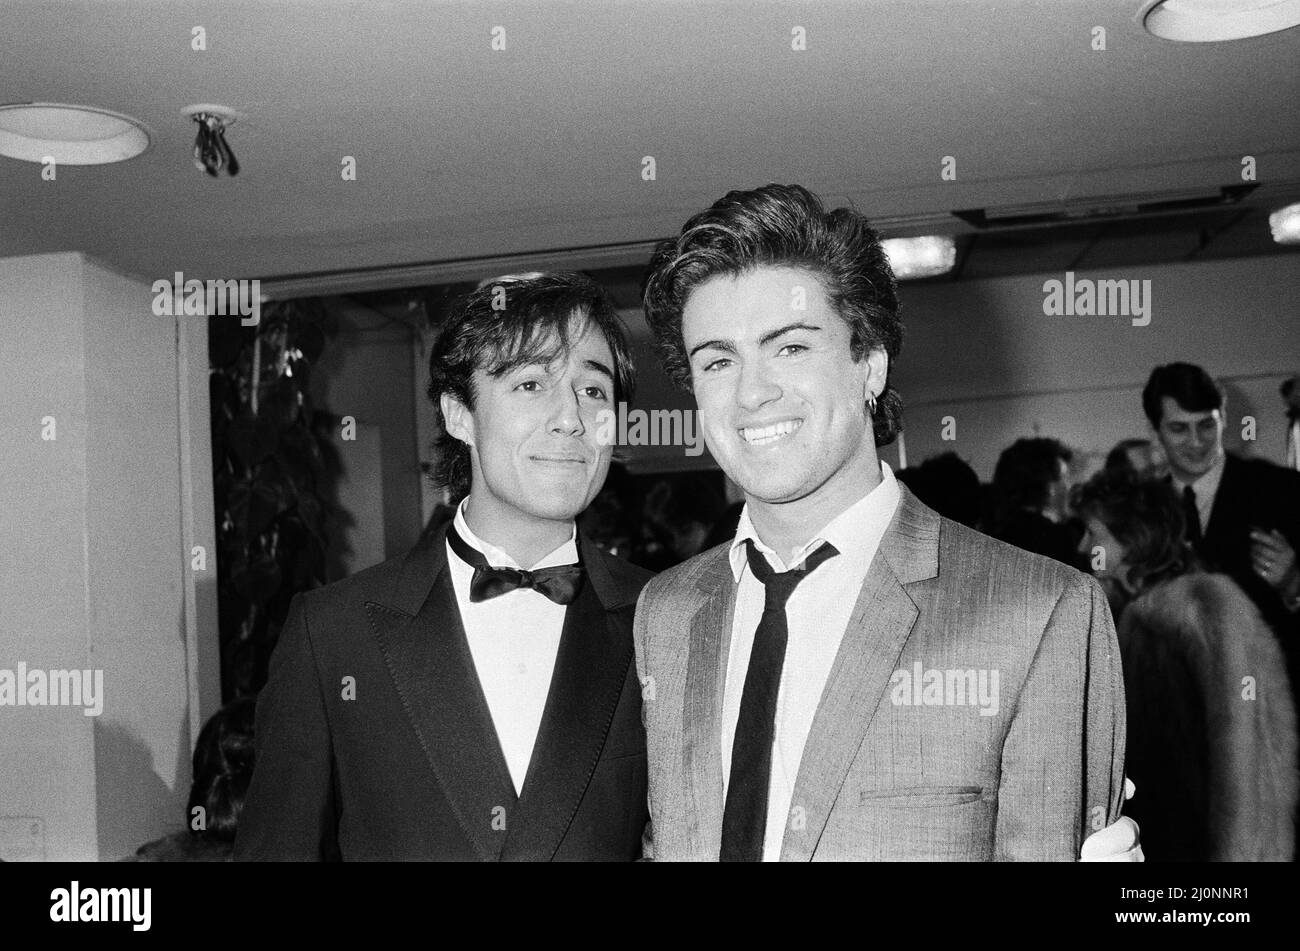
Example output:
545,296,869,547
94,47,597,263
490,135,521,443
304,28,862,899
446,525,585,605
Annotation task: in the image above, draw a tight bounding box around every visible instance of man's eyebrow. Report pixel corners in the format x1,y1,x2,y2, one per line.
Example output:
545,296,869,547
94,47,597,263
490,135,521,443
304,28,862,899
583,359,615,382
687,322,824,360
758,322,822,347
687,338,737,360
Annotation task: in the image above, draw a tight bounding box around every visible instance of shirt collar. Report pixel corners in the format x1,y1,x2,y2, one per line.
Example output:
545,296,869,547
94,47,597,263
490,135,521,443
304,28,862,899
727,461,902,582
1172,451,1225,501
452,497,579,570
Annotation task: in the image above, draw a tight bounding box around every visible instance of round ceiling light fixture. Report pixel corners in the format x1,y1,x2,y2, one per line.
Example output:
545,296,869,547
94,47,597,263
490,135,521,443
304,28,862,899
1142,0,1300,42
0,102,150,165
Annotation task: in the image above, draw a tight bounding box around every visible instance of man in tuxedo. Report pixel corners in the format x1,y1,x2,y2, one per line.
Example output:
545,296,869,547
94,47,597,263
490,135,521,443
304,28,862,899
235,272,652,860
1143,363,1300,633
635,184,1131,860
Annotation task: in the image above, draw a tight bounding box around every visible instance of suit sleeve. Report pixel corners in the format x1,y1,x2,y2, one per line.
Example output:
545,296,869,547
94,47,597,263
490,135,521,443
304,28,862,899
994,574,1127,861
632,583,655,862
233,593,339,860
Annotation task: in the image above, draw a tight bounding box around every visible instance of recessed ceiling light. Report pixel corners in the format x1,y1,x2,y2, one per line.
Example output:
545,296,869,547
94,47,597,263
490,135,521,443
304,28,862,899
883,236,957,280
1142,0,1300,42
0,102,150,165
1269,203,1300,244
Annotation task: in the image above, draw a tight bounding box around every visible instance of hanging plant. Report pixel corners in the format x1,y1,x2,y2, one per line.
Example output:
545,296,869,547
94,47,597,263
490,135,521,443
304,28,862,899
209,299,341,701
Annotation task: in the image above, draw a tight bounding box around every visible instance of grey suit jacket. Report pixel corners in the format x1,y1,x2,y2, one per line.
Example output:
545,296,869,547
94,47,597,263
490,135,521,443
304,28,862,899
634,487,1127,861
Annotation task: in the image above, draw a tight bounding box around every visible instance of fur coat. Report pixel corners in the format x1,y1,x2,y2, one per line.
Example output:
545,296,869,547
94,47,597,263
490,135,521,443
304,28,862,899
1119,572,1298,861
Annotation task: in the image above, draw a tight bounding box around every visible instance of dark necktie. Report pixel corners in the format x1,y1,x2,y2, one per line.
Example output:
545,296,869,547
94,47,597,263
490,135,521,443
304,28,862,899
1182,485,1203,549
721,538,839,862
446,525,584,605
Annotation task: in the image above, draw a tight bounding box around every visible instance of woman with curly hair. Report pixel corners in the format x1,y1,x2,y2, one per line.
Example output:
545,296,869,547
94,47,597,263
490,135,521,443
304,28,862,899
1072,471,1297,861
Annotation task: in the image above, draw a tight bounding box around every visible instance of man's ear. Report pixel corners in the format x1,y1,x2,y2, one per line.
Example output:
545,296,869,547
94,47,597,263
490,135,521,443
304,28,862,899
440,392,475,446
862,347,889,400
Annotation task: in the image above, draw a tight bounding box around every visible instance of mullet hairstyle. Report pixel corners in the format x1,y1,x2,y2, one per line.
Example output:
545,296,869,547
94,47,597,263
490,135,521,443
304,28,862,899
1142,362,1225,428
427,272,636,501
641,183,904,446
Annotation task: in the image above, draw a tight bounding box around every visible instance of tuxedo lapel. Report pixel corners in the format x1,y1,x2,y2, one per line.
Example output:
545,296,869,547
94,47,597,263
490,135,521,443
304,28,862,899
500,569,633,860
683,550,737,859
780,489,936,861
365,524,517,861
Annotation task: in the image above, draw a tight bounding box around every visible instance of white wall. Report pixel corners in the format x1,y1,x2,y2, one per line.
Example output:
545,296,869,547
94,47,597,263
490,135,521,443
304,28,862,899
889,254,1300,479
326,421,387,578
310,300,423,558
0,252,218,860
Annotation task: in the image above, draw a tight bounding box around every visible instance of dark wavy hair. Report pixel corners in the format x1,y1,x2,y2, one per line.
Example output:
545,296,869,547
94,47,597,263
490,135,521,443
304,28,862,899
1071,471,1196,598
187,697,255,842
1142,362,1224,427
641,183,904,446
427,272,636,501
991,437,1072,521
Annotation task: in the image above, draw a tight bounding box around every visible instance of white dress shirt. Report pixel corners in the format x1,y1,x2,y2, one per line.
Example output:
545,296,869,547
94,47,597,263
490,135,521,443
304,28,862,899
1173,453,1225,536
446,499,578,795
721,462,902,861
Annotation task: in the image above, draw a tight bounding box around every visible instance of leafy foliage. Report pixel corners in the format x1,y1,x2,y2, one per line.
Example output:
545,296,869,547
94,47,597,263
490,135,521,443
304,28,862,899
209,300,341,701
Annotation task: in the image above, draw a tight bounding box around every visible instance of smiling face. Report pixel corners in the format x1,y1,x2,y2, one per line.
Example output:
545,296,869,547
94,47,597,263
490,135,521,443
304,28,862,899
441,316,615,534
1154,396,1224,483
682,265,887,522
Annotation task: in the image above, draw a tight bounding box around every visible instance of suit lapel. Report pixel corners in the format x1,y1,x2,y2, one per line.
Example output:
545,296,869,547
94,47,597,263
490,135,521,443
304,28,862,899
683,551,736,859
1203,453,1238,549
365,524,517,861
500,564,633,861
780,488,936,861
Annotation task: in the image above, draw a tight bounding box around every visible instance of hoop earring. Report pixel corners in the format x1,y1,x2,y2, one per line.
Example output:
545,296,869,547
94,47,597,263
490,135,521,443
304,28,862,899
867,393,878,416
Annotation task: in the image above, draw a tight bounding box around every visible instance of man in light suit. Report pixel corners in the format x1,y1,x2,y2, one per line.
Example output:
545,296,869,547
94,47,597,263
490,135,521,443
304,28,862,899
235,273,652,860
635,184,1131,860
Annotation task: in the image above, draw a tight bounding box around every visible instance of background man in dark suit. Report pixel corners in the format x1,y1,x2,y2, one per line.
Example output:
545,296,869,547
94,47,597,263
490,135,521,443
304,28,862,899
235,272,652,860
1143,362,1300,636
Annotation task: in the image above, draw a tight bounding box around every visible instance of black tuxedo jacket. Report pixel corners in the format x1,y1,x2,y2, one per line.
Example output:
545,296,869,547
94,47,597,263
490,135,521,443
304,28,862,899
234,523,654,861
1202,452,1300,634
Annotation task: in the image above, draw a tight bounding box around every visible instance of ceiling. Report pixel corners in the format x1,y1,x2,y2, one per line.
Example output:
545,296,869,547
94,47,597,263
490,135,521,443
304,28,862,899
2,0,1298,293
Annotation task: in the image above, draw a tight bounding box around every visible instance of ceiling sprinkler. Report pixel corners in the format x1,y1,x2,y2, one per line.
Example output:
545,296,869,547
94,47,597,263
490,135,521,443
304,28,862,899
182,105,240,177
